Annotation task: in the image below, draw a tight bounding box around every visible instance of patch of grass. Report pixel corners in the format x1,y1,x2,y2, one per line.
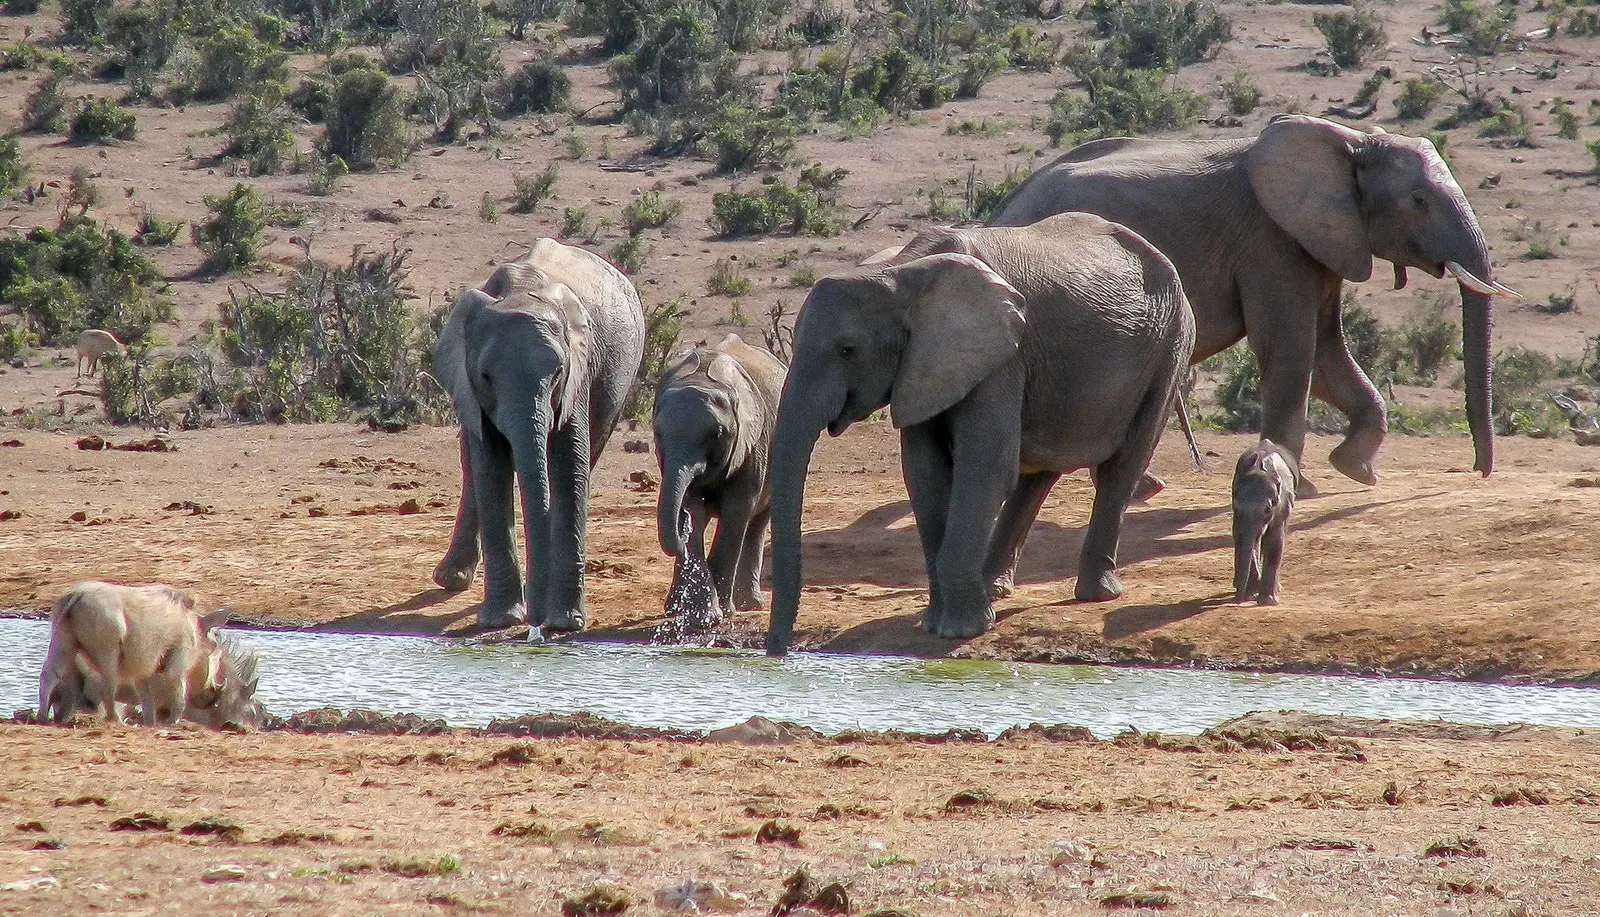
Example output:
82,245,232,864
1313,8,1387,70
621,190,683,235
510,164,559,214
707,258,751,296
789,265,817,287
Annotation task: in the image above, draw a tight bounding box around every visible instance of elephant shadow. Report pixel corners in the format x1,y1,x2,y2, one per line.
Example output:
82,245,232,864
313,589,483,636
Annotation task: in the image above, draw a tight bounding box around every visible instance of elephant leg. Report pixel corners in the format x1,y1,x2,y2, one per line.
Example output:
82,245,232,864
433,431,482,591
1078,380,1176,602
982,471,1059,599
541,416,591,632
470,426,528,628
1312,299,1386,488
732,506,771,611
901,423,953,634
707,493,755,619
935,422,1017,640
1257,519,1287,606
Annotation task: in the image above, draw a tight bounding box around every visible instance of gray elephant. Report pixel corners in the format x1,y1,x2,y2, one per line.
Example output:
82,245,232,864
1232,439,1297,606
991,114,1519,495
653,333,787,624
766,213,1196,655
431,239,645,631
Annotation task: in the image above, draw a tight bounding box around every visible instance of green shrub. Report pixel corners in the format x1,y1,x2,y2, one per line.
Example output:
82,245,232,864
0,321,33,362
568,0,674,53
1478,104,1530,145
392,0,499,140
1439,0,1518,57
479,192,499,223
1539,289,1577,315
0,137,28,198
561,206,590,238
190,23,292,101
223,82,294,175
622,296,685,419
3,0,41,13
0,41,47,72
1208,343,1260,432
607,232,648,274
103,4,177,98
289,77,334,123
306,154,350,194
1078,0,1232,71
69,97,137,143
133,211,183,246
955,41,1007,99
711,0,788,51
702,104,796,173
791,0,844,44
0,216,170,345
1392,300,1459,384
497,60,572,116
193,183,269,273
1219,69,1260,116
510,163,558,213
610,7,720,115
850,45,951,115
706,258,750,296
22,73,70,135
1004,24,1062,72
1044,65,1204,146
1313,9,1387,70
621,190,682,234
65,165,99,214
1393,77,1442,121
709,178,843,238
1551,97,1580,140
59,0,112,47
325,67,407,169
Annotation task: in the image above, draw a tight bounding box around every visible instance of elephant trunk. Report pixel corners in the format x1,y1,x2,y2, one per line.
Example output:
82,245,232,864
765,381,834,657
1232,516,1259,601
657,454,703,559
1447,254,1497,478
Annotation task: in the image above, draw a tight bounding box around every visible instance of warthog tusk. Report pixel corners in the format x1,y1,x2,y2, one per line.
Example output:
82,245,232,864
1446,261,1524,300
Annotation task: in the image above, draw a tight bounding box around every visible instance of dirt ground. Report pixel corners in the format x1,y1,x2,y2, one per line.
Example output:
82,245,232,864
0,712,1597,915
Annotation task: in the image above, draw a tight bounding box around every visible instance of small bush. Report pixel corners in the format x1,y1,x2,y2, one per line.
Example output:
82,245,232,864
3,0,41,13
709,171,845,238
702,104,796,173
561,206,590,238
1492,345,1560,433
955,41,1008,100
561,132,588,159
621,190,682,235
103,5,176,97
1079,0,1232,71
497,60,572,116
22,73,70,135
1313,9,1387,70
325,68,407,169
1550,97,1580,141
1538,289,1577,315
0,321,33,362
1044,66,1205,146
608,232,648,274
59,0,112,47
791,0,844,44
1439,0,1517,57
223,82,294,174
1208,344,1260,432
289,77,334,123
1478,104,1530,145
610,7,720,116
1219,69,1260,116
133,211,183,246
193,183,269,274
707,258,751,296
510,164,558,213
189,23,292,102
1005,24,1062,72
568,0,675,54
306,154,350,195
0,216,170,345
65,166,99,214
1393,77,1442,121
1392,300,1459,385
479,192,499,223
0,137,29,198
69,97,137,144
622,296,685,419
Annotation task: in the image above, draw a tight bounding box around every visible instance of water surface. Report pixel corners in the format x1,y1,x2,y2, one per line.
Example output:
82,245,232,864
4,618,1597,738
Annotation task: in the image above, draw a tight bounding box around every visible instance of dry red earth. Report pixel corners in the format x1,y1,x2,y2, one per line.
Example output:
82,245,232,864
2,1,1600,911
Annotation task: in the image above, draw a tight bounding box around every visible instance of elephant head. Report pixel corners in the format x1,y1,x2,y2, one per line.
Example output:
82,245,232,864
766,253,1023,655
652,347,759,560
1246,115,1519,477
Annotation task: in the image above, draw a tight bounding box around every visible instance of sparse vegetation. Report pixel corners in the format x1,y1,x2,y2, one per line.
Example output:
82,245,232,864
709,167,846,238
223,82,294,175
1551,97,1580,140
621,191,683,235
1393,77,1442,121
0,138,29,198
1313,8,1387,70
22,72,70,135
510,164,559,213
1044,64,1205,146
69,97,138,144
1078,0,1232,71
707,258,751,296
1219,70,1260,116
0,216,171,346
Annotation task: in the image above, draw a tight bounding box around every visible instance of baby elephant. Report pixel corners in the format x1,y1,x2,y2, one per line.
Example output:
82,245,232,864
1232,440,1297,606
653,334,786,624
38,581,262,727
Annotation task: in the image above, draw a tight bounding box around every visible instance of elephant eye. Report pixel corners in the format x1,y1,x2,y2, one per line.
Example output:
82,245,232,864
838,344,856,360
1411,193,1428,212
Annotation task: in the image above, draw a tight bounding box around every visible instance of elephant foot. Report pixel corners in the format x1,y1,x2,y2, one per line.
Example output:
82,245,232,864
934,586,995,639
1327,443,1378,487
732,592,764,613
1293,475,1320,500
920,600,944,634
986,571,1016,600
1075,568,1123,602
432,562,476,593
477,600,528,630
541,606,587,633
1256,592,1280,607
1130,472,1165,505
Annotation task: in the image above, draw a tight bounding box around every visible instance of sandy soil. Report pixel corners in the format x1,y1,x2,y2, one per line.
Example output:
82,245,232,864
0,713,1597,915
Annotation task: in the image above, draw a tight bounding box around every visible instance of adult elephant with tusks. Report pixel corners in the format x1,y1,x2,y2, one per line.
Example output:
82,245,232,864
431,239,644,632
765,214,1195,656
989,114,1520,496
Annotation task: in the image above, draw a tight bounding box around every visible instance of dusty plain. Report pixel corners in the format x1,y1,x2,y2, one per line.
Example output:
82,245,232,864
1,0,1600,912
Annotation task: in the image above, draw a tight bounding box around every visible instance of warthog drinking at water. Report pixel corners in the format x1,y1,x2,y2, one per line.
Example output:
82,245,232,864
38,581,263,728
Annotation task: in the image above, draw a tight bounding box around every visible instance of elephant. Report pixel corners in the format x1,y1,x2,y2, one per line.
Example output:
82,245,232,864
653,333,787,624
990,114,1520,496
431,239,645,631
766,213,1196,655
1232,439,1297,606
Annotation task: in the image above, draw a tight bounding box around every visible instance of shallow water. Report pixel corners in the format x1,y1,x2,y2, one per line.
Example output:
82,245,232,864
4,617,1598,738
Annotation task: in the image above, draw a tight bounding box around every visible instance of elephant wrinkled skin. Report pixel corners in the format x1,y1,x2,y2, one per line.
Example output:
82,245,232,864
653,333,787,623
766,213,1196,655
431,240,645,631
990,114,1518,493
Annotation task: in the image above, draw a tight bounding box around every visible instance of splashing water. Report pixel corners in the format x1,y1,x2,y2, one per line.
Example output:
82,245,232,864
653,512,722,645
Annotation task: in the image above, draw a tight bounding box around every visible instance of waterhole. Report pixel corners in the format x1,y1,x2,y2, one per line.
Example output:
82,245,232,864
3,618,1596,737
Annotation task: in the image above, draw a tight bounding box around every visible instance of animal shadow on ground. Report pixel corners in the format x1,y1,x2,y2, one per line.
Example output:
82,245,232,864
313,589,479,635
820,606,1032,654
1100,593,1237,640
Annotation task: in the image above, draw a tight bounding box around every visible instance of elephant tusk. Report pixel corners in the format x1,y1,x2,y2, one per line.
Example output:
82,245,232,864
1446,261,1523,300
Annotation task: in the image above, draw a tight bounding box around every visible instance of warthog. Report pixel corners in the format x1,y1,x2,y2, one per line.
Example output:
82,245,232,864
38,581,264,728
75,329,124,379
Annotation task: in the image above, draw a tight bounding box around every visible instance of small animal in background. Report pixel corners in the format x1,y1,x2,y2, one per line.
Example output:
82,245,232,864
75,329,123,378
1232,439,1297,606
38,581,262,728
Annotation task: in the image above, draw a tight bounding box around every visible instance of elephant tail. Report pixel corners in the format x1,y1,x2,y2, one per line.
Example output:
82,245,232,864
1173,392,1204,472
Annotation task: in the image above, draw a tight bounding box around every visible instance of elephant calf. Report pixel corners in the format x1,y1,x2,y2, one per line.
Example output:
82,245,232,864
39,581,261,727
767,213,1195,654
1232,439,1297,606
653,333,787,624
431,240,645,632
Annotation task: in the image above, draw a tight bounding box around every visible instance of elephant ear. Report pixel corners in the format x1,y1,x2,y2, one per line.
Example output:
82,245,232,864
887,253,1025,429
1246,115,1375,283
706,350,761,468
435,288,498,441
543,282,591,428
660,347,702,386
